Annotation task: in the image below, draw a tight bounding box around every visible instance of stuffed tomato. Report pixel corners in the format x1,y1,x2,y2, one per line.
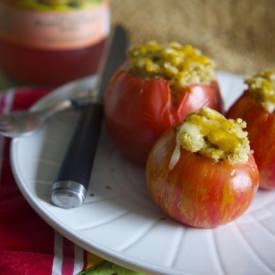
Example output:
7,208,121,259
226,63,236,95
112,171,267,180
146,108,259,228
104,41,223,163
227,71,275,189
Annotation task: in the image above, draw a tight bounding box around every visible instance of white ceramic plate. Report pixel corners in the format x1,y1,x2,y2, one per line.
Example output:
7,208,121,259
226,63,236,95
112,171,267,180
11,73,275,275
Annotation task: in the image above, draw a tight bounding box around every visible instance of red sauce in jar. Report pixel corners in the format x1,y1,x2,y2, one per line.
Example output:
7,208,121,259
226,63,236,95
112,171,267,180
0,38,106,86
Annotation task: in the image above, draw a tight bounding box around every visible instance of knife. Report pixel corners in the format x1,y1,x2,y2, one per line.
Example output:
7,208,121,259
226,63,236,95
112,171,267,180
51,25,128,209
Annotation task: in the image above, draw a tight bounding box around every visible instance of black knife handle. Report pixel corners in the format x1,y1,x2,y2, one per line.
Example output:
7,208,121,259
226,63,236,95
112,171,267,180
51,103,103,208
58,103,103,183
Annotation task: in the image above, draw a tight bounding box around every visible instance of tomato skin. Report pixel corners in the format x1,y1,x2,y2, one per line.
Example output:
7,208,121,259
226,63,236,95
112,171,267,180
146,130,259,228
104,68,223,163
227,91,275,189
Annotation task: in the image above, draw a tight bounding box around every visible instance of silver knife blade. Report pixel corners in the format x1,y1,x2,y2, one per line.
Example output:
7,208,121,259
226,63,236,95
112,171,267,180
95,25,128,102
51,25,128,209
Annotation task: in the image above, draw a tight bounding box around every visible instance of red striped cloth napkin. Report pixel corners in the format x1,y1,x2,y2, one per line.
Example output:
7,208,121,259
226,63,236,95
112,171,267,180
0,88,104,275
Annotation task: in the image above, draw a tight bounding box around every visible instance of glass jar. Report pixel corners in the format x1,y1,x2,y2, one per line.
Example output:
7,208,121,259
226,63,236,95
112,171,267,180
0,0,110,86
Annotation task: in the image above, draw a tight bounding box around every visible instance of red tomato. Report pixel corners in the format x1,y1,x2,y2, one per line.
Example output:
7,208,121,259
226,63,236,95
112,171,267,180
227,91,275,189
104,68,223,163
146,130,259,228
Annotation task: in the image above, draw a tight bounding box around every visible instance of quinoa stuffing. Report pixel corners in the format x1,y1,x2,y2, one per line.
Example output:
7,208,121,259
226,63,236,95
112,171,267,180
245,70,275,113
169,108,250,169
128,41,215,90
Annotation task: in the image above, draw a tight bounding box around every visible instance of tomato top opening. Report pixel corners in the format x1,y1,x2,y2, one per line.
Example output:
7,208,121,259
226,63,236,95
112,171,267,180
245,70,275,113
169,108,250,169
127,41,215,92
